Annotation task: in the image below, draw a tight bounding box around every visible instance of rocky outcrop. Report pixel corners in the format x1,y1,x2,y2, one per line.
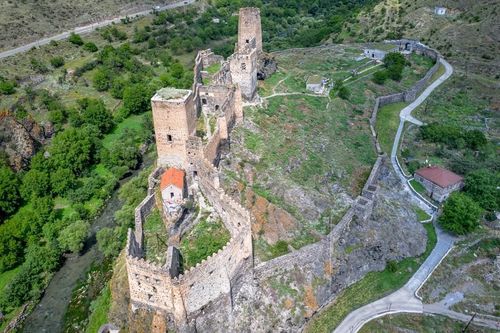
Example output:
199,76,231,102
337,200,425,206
257,53,277,80
191,162,428,332
0,113,52,170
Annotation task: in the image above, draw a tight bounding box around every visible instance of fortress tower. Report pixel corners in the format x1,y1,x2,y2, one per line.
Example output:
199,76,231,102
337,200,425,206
229,49,258,100
237,7,262,53
151,88,196,168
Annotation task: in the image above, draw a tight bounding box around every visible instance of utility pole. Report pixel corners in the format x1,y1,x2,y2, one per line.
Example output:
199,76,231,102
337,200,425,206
462,313,476,332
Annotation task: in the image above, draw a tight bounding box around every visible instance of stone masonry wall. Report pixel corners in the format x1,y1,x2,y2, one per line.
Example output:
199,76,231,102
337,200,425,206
238,7,262,53
404,61,440,101
370,41,443,155
126,156,253,325
229,46,258,100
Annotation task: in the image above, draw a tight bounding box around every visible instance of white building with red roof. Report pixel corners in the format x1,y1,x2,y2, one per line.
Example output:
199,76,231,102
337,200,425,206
160,168,186,211
414,166,464,202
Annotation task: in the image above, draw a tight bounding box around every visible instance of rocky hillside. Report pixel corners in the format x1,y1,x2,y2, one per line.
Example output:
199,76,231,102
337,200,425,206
0,112,53,171
0,0,163,51
338,0,500,79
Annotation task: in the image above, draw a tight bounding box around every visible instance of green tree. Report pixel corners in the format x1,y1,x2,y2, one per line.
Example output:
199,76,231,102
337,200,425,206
58,220,90,253
92,68,112,91
69,32,84,46
50,168,75,196
49,127,99,176
123,84,150,115
383,52,406,81
338,86,350,100
439,192,482,235
0,166,21,218
464,170,499,212
20,169,50,199
78,98,114,134
97,227,122,257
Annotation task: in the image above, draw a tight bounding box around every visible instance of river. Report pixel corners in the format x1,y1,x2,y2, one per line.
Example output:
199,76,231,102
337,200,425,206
22,157,152,333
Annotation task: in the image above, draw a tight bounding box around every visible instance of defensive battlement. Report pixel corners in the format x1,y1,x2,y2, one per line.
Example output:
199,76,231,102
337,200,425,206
152,88,192,103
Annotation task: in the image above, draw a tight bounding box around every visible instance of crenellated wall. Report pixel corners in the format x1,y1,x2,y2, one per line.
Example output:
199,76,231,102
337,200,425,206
126,155,253,326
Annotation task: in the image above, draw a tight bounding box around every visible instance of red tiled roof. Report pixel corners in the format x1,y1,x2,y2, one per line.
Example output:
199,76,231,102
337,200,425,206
415,166,463,188
160,168,185,190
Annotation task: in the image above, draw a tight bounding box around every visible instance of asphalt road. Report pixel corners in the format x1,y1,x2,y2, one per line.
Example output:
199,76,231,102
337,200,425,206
333,56,458,333
0,0,196,60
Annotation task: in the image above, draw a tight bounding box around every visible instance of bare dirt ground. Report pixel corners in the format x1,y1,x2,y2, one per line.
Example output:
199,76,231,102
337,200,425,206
0,0,167,52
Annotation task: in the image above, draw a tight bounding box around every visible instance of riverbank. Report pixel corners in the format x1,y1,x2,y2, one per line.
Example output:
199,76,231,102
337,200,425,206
21,152,154,333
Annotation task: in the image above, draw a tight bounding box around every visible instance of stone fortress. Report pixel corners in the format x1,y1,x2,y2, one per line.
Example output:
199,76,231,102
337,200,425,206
125,6,446,331
125,7,262,329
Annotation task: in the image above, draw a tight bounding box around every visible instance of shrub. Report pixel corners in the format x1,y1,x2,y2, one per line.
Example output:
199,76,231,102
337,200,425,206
30,58,49,74
69,32,84,46
97,227,122,258
338,86,350,100
386,260,398,273
50,56,65,68
0,79,16,95
83,42,98,52
372,70,388,84
270,240,289,258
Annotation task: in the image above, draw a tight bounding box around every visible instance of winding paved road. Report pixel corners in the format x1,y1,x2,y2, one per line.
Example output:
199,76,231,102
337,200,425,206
332,57,477,333
0,0,196,60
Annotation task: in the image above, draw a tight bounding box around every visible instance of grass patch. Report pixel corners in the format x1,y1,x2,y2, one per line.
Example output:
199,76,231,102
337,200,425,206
85,285,111,333
414,207,431,222
305,223,437,333
375,102,407,153
180,218,230,269
360,313,498,333
205,62,221,75
409,179,427,196
101,114,145,149
143,209,168,265
0,267,20,292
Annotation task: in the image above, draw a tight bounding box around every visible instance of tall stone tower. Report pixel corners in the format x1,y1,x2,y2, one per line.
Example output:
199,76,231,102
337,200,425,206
229,50,258,100
237,7,262,53
151,88,196,168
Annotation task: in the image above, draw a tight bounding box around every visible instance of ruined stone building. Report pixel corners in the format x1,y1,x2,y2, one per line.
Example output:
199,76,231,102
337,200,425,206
125,7,263,330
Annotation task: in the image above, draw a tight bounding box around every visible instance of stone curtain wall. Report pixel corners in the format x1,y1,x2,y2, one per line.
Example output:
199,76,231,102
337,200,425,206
370,41,443,155
213,61,232,86
126,137,252,327
254,153,385,280
126,156,253,323
133,194,157,251
404,61,440,101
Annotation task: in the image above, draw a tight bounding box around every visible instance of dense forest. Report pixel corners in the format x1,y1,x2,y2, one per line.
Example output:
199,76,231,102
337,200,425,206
0,0,377,317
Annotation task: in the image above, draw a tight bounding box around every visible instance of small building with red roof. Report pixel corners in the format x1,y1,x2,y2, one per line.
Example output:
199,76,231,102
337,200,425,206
414,166,464,202
160,168,186,207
